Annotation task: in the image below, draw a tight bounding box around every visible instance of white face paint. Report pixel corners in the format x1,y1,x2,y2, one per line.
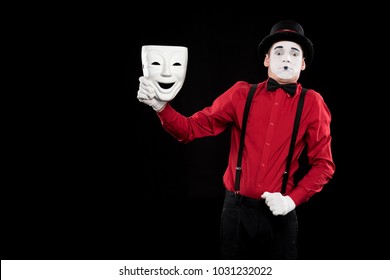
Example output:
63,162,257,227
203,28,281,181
141,45,188,101
269,41,303,80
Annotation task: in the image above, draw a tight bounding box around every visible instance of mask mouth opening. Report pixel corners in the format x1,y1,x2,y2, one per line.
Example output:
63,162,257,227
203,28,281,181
158,82,175,90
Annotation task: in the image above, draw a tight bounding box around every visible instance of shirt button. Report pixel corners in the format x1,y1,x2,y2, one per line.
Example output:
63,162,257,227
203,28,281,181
261,163,265,167
270,122,274,126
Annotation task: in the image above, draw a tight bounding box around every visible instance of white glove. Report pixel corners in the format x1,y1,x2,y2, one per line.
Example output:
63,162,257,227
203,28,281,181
137,76,167,112
261,192,295,216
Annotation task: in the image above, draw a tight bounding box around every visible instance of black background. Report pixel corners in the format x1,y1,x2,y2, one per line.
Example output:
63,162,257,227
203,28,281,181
4,7,388,260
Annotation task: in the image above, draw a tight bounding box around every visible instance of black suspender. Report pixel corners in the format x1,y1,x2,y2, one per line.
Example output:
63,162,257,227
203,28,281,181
281,88,307,194
234,84,307,195
234,83,258,195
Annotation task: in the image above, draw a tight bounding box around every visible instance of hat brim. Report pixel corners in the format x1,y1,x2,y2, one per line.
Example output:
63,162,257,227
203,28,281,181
258,32,314,66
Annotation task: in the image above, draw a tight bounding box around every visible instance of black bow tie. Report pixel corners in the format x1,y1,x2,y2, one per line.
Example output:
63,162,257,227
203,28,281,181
267,78,297,96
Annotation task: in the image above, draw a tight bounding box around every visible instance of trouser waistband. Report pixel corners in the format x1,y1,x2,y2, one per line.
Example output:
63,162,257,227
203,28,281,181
225,190,266,209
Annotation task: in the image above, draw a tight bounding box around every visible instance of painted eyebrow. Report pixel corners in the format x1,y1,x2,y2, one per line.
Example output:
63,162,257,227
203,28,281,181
273,46,301,52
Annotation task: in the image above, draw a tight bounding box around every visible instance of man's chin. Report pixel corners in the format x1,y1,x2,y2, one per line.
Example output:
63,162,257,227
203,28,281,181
275,72,296,80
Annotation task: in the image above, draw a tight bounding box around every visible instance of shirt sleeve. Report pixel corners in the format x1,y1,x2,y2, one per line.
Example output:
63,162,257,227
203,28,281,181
156,82,249,143
289,90,336,206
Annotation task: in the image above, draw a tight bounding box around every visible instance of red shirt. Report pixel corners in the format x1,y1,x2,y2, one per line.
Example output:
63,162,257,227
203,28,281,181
156,79,335,206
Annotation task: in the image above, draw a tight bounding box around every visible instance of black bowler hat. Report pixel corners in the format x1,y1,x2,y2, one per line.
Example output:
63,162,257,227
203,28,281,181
258,20,314,67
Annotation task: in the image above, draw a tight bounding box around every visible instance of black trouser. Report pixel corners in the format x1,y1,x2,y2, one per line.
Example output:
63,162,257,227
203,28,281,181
220,190,298,259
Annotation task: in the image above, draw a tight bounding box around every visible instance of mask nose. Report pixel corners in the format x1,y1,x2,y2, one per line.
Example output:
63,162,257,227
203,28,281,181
161,61,172,77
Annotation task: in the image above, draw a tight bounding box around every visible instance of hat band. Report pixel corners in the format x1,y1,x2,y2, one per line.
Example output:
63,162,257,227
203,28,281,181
275,28,298,34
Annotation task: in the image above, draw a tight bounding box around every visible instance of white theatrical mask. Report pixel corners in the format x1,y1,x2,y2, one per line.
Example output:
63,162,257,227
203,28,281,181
269,41,304,80
141,45,188,102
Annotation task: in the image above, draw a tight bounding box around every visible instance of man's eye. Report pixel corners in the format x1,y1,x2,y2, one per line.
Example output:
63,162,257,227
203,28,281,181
151,62,161,65
290,51,300,57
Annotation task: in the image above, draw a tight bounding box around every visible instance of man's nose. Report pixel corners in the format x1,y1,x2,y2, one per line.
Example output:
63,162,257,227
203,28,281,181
282,55,291,63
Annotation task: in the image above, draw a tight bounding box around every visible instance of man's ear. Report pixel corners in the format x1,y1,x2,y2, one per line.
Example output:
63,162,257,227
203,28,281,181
301,59,306,71
264,54,270,67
